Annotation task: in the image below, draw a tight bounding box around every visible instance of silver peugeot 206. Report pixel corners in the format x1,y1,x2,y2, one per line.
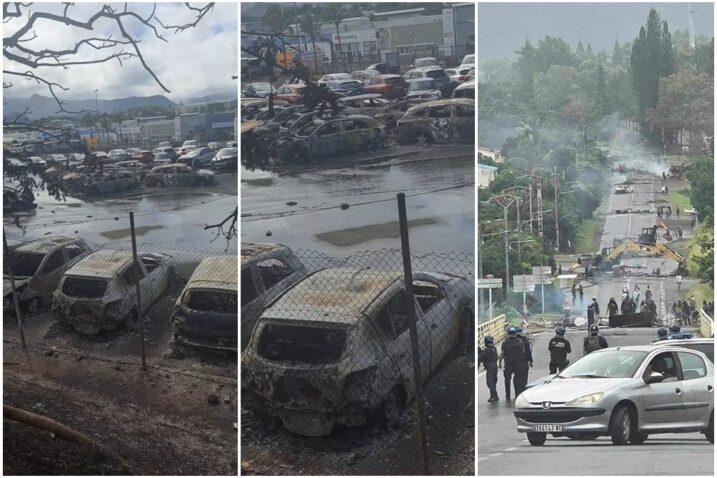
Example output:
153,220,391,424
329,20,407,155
514,345,714,446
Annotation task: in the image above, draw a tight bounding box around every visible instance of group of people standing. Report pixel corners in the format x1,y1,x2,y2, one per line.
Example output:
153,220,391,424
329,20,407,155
478,324,609,403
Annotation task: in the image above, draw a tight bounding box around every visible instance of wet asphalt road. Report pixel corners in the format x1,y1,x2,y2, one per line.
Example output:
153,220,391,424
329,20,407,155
240,145,474,256
477,172,713,475
4,173,238,252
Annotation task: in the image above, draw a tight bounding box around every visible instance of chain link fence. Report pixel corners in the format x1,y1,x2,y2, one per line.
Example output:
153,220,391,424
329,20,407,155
3,223,237,367
240,244,474,475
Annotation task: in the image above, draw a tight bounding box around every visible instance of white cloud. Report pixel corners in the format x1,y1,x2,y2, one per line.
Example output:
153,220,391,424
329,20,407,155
3,2,238,102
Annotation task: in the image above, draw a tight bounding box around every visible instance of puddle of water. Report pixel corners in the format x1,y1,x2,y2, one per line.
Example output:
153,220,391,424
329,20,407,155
101,225,164,240
316,218,438,247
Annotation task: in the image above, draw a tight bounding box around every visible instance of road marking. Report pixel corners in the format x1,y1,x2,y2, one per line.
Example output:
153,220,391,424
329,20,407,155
505,447,517,452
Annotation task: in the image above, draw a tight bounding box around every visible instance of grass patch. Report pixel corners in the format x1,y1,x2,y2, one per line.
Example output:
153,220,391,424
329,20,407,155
685,223,710,274
667,188,692,212
682,282,713,304
575,216,601,254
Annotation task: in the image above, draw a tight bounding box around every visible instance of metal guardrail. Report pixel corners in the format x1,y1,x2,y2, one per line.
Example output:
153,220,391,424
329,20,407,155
477,314,507,346
698,309,714,338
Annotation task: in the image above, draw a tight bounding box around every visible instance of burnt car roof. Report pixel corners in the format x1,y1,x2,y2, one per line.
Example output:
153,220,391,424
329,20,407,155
13,236,83,254
241,243,293,266
66,250,135,278
187,256,237,291
408,98,473,109
263,268,402,324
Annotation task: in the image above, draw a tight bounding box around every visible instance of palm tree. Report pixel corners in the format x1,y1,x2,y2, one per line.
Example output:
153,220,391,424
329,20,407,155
299,10,323,75
322,4,345,71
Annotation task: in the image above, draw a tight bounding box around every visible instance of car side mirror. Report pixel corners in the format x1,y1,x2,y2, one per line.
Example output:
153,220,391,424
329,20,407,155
645,371,665,384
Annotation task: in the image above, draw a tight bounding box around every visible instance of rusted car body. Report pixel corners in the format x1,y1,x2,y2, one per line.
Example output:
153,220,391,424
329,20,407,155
241,268,473,437
397,98,475,145
173,256,238,351
240,243,306,350
145,164,214,187
52,250,174,335
4,237,92,314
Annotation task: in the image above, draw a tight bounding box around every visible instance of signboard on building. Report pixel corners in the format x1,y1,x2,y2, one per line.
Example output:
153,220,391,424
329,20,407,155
376,27,391,49
442,8,455,50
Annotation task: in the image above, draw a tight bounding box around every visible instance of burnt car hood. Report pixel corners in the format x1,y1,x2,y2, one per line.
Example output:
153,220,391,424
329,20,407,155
4,277,30,297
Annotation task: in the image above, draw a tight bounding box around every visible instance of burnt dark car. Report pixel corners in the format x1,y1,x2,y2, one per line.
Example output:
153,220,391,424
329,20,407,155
173,256,237,351
396,98,474,145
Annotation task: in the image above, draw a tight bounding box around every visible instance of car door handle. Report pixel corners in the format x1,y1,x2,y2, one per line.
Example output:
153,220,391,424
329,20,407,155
675,388,682,394
708,385,713,391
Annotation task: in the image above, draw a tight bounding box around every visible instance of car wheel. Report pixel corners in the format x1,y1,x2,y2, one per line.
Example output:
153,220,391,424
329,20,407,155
527,432,546,446
382,386,402,428
630,431,649,444
27,297,42,315
415,132,432,146
124,309,138,332
705,413,714,443
609,405,632,445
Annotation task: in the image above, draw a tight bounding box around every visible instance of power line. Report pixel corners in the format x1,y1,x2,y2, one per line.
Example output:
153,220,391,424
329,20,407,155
241,182,474,223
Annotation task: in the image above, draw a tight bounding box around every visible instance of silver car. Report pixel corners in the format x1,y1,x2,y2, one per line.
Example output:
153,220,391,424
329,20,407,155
514,345,714,445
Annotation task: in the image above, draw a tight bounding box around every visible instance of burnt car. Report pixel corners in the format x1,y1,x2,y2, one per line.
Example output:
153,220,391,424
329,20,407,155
4,237,92,315
242,268,474,436
374,98,430,133
241,243,306,350
396,98,474,145
84,170,140,196
145,164,215,187
4,187,37,213
172,256,237,351
52,250,174,335
337,94,391,117
279,115,386,163
211,147,238,170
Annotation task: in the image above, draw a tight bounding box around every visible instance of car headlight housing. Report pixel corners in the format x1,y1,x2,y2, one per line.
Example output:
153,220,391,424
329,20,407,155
566,392,604,407
515,393,529,408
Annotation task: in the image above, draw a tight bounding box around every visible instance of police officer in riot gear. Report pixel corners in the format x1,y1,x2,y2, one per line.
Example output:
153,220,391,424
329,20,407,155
548,326,571,373
583,324,608,355
478,336,499,402
515,326,533,394
607,297,619,317
657,327,668,340
499,326,525,400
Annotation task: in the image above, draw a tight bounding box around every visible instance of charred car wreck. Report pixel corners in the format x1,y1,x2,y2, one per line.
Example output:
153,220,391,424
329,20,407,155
241,268,473,437
173,256,238,351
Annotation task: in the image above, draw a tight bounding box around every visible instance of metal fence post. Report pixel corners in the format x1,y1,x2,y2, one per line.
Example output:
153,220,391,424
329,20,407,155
396,193,430,475
3,230,26,348
129,212,147,370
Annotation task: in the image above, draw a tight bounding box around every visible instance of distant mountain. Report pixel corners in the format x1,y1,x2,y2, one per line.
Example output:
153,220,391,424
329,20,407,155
182,90,238,105
3,94,176,120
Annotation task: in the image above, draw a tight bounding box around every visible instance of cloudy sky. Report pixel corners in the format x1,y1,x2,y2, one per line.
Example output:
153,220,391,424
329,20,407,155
3,2,237,102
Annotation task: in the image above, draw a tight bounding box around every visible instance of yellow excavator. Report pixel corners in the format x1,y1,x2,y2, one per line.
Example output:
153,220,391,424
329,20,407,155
602,225,689,276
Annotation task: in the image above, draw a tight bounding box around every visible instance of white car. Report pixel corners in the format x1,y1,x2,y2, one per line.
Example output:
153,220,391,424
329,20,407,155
318,73,352,85
445,67,474,86
28,156,47,168
413,57,440,69
108,149,130,161
459,54,475,69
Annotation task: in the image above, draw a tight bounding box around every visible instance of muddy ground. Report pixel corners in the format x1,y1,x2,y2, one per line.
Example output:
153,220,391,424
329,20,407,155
3,280,238,475
240,351,474,476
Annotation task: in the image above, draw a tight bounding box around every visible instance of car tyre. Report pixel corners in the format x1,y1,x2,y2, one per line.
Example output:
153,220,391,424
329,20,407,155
26,297,42,315
609,405,632,445
527,432,546,446
415,132,432,146
705,413,714,443
382,386,402,428
630,431,649,444
125,309,138,332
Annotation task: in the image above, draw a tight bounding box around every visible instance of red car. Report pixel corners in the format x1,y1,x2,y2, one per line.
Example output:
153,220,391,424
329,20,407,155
273,85,305,104
132,150,154,164
363,74,408,99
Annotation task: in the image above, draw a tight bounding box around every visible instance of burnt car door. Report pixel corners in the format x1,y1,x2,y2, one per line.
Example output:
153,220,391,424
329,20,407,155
425,104,453,143
412,276,459,372
241,265,264,349
309,121,342,158
341,118,373,152
30,247,69,299
140,253,169,303
255,256,302,305
174,166,196,186
453,103,474,143
374,286,432,386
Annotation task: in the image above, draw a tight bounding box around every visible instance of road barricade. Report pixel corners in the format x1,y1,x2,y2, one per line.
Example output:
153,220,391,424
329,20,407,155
477,314,507,346
698,309,714,338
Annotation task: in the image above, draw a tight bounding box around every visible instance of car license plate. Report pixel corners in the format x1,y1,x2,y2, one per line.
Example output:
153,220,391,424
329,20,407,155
534,424,563,432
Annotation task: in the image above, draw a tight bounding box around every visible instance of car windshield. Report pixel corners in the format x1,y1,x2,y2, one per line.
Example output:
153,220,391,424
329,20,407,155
251,83,271,92
559,350,648,379
218,148,237,157
258,323,348,364
426,69,447,79
5,252,45,277
415,58,438,67
333,73,351,81
62,277,107,298
461,54,475,64
410,80,436,91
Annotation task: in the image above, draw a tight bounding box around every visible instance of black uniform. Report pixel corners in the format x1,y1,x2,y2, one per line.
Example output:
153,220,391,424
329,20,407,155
501,336,525,399
478,345,499,400
607,299,618,317
583,335,608,355
516,335,533,394
548,336,571,373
